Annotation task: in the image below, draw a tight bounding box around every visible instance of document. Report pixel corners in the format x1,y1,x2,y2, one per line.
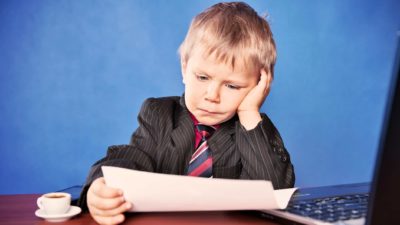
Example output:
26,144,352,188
102,166,297,212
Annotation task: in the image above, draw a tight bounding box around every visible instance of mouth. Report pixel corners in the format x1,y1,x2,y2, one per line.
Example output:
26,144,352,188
198,108,223,115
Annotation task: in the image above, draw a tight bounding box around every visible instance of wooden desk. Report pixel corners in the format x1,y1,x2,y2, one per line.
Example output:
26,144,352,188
0,194,279,225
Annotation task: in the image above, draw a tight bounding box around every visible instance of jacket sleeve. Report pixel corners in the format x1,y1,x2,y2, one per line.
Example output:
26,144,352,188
236,113,295,189
77,98,160,211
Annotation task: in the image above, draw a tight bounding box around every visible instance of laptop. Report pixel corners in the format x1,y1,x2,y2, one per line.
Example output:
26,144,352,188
260,36,400,225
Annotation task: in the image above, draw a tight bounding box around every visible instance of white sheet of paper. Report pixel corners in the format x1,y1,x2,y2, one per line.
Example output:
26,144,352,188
102,166,297,212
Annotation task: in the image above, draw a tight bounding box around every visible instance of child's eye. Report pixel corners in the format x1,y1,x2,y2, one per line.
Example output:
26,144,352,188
196,75,209,81
225,84,240,90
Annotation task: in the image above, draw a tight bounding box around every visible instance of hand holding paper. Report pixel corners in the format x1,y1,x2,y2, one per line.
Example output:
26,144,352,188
102,166,297,212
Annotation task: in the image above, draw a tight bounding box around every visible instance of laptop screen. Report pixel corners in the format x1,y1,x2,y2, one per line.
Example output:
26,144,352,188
367,35,400,225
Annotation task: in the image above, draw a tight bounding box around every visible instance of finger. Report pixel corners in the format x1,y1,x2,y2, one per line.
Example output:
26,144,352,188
92,177,123,199
257,70,268,90
260,69,272,94
91,201,132,217
92,213,125,225
89,193,126,210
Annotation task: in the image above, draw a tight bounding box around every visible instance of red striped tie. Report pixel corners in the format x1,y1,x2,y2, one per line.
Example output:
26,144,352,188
187,124,216,177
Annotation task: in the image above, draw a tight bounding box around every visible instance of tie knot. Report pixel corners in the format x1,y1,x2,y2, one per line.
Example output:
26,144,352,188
196,124,216,139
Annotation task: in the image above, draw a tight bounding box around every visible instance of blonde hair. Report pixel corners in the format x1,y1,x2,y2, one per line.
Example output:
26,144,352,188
179,2,276,77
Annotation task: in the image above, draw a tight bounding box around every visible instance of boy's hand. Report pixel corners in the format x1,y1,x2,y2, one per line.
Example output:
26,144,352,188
87,177,132,225
237,69,272,130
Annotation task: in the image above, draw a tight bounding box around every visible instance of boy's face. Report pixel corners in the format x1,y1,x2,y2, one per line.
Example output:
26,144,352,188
181,50,259,126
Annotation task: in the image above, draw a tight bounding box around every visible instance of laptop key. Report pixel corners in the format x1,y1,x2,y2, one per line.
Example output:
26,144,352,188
284,193,369,223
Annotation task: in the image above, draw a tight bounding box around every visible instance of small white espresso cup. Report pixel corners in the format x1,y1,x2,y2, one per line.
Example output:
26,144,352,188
37,192,71,215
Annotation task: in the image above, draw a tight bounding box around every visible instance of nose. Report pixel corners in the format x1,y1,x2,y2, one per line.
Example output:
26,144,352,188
205,83,220,103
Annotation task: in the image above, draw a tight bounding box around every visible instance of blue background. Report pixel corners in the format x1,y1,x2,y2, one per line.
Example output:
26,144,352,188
1,0,399,194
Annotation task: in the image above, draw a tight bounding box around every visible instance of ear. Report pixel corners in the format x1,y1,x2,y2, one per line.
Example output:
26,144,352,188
181,57,187,84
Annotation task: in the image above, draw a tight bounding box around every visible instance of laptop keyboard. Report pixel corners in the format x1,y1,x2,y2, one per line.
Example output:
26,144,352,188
284,193,369,223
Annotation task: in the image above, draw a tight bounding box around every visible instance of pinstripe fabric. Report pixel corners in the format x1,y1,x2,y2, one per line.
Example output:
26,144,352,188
78,95,295,211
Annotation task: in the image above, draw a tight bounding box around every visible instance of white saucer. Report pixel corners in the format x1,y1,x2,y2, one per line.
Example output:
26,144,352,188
35,206,82,222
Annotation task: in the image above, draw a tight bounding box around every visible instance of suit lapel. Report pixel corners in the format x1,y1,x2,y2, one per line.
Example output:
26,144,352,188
208,116,237,164
170,97,196,172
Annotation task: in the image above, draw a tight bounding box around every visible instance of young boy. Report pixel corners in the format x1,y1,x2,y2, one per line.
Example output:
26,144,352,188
79,2,295,224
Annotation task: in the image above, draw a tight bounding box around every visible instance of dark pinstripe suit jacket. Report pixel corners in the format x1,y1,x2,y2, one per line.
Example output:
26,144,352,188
78,96,295,210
